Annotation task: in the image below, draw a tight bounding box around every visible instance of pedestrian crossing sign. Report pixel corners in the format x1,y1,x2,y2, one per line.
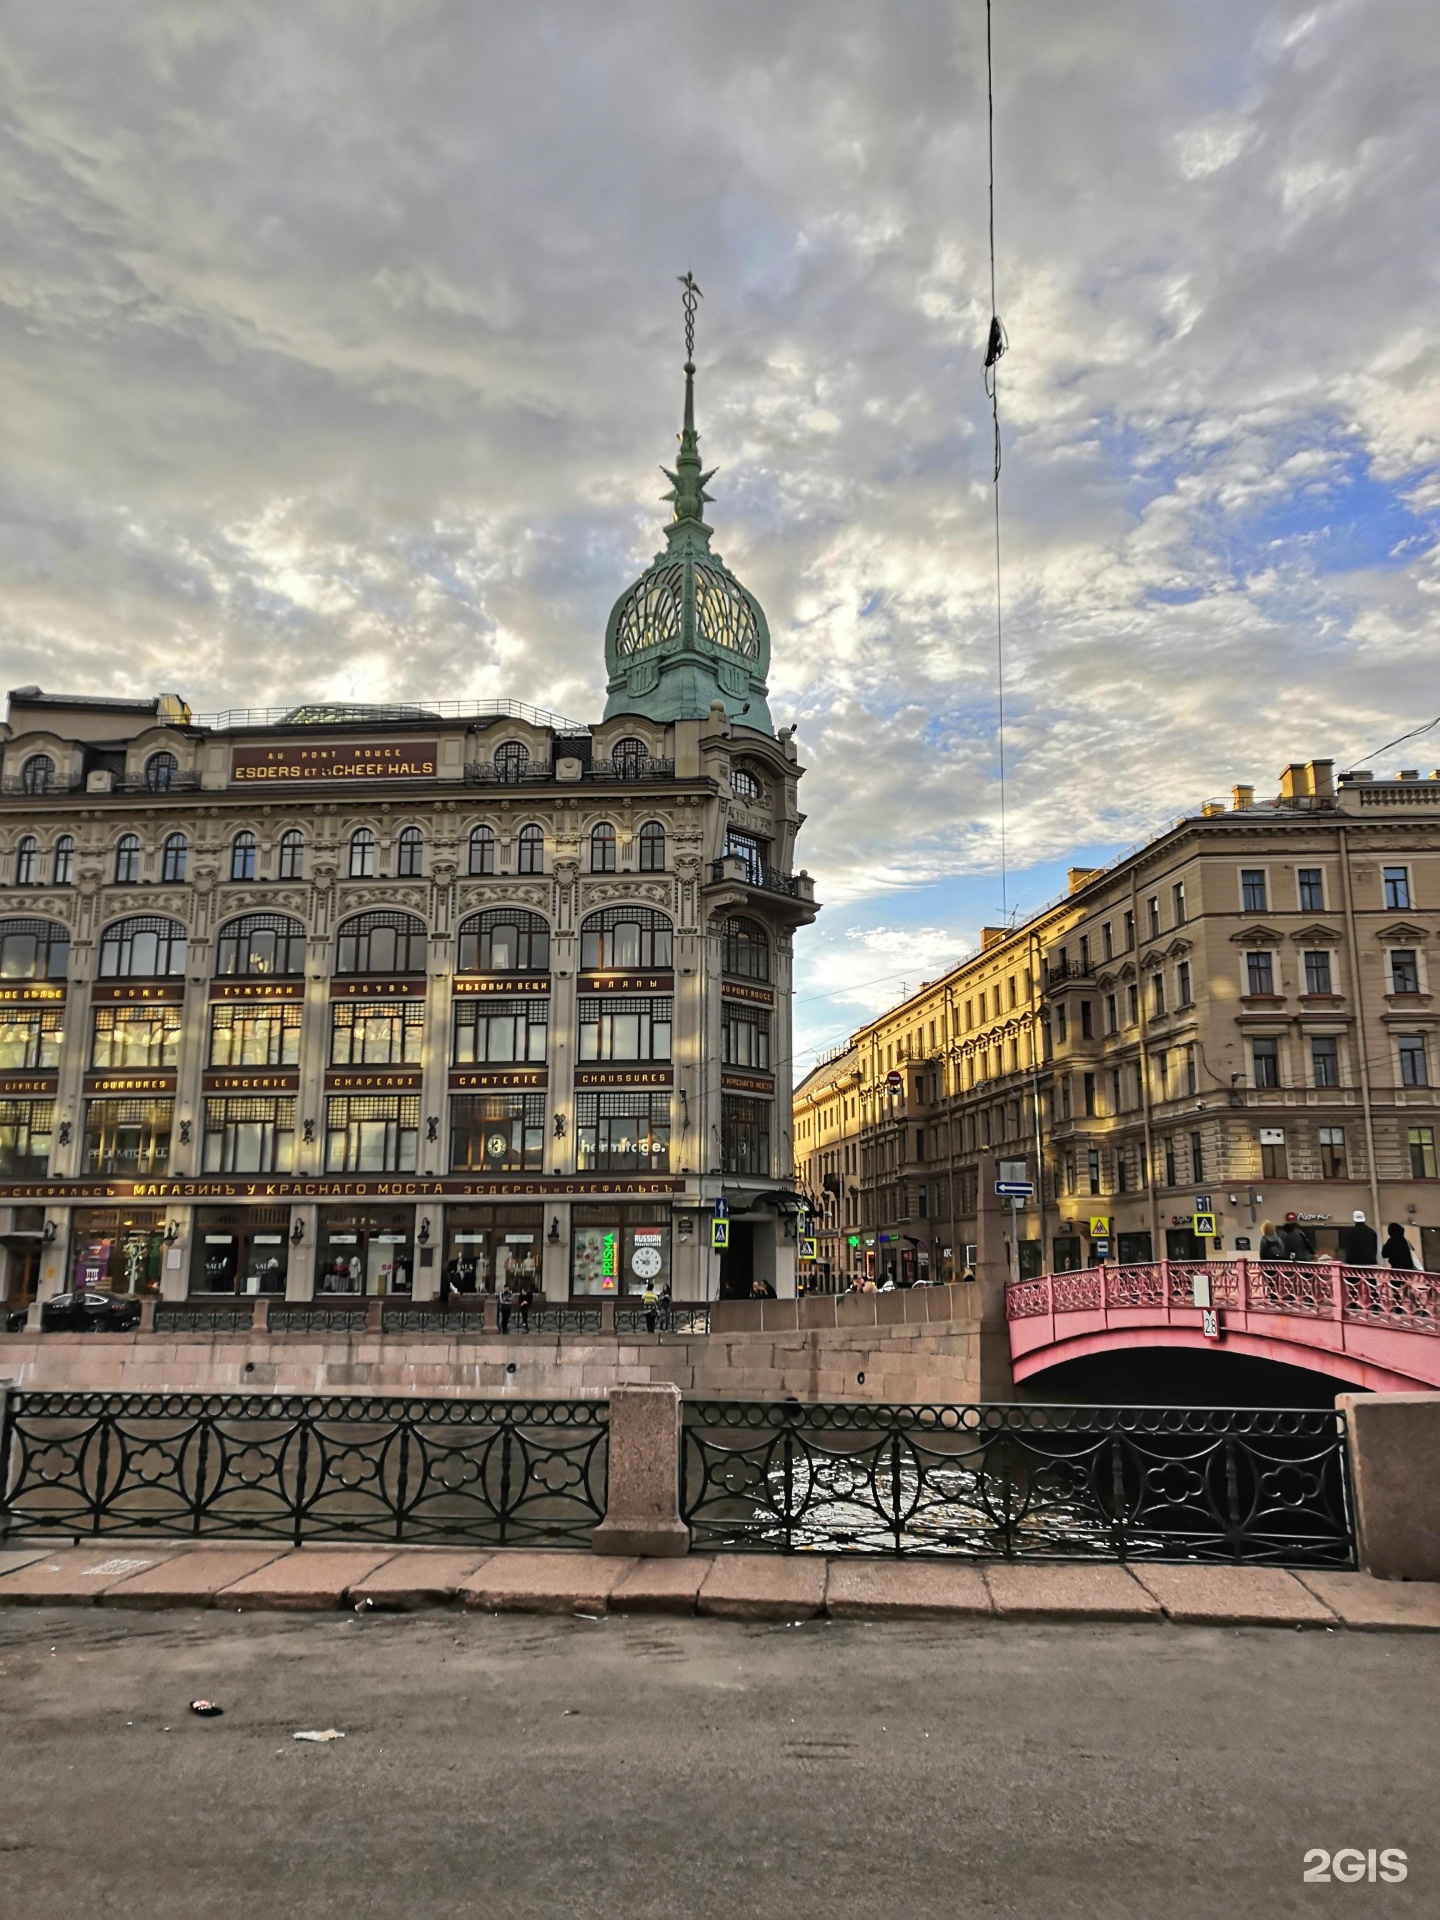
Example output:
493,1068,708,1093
711,1217,730,1250
800,1236,818,1260
1193,1212,1217,1238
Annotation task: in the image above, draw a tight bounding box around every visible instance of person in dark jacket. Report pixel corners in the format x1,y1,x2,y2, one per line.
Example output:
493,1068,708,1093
1343,1210,1379,1266
439,1259,457,1307
1258,1220,1285,1261
1277,1213,1313,1260
1382,1223,1416,1270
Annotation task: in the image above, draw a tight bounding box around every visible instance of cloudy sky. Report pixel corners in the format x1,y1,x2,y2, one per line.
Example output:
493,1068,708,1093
2,2,1436,1065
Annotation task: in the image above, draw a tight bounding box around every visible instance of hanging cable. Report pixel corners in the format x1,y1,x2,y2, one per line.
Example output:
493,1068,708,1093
983,0,1008,917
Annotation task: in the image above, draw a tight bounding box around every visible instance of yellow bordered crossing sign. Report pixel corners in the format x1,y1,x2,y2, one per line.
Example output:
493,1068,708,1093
1088,1216,1110,1238
711,1217,730,1250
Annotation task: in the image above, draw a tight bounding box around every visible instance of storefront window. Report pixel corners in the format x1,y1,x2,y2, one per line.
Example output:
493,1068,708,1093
721,1096,770,1176
83,1099,171,1176
578,996,671,1061
452,998,548,1063
70,1208,165,1295
456,909,549,974
203,1098,296,1173
0,1008,62,1069
90,1004,182,1069
0,1099,53,1177
209,1001,302,1067
575,1092,670,1173
189,1206,290,1295
315,1207,414,1296
0,917,70,980
450,1094,545,1172
330,1000,425,1065
443,1205,545,1295
571,1204,671,1297
579,908,672,972
324,1095,419,1173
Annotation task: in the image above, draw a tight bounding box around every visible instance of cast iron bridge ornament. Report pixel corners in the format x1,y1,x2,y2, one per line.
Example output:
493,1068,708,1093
679,1401,1354,1565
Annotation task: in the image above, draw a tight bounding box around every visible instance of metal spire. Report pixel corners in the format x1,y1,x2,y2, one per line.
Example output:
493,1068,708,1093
661,272,715,538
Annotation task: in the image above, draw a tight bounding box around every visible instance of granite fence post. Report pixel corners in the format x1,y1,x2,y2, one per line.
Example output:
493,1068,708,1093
1336,1391,1440,1581
591,1382,689,1557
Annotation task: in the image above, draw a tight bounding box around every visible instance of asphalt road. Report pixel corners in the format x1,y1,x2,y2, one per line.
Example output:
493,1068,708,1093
0,1607,1433,1920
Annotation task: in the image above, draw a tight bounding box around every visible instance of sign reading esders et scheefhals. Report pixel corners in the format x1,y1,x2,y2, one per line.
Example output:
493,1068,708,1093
231,741,437,782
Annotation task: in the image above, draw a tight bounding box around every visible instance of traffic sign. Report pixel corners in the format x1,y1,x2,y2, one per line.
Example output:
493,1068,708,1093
885,1070,903,1095
995,1180,1034,1199
711,1217,730,1250
800,1236,818,1261
1193,1211,1217,1238
1088,1216,1110,1238
1194,1194,1213,1214
713,1196,729,1219
1201,1308,1220,1341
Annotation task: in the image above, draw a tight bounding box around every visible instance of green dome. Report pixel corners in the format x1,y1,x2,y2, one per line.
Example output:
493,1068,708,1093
603,356,773,733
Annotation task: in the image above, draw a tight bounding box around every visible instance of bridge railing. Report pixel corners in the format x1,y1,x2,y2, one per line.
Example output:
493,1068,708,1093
1007,1259,1439,1335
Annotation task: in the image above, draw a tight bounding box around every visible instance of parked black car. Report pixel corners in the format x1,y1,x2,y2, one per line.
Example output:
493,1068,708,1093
5,1307,28,1333
39,1289,144,1333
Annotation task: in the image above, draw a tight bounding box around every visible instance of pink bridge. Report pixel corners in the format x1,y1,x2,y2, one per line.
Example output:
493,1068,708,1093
1006,1260,1440,1394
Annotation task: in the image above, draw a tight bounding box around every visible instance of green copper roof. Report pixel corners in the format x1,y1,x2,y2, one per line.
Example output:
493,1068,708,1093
603,304,773,734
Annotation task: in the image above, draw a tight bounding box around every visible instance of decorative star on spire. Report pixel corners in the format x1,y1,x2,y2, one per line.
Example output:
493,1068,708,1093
662,272,715,541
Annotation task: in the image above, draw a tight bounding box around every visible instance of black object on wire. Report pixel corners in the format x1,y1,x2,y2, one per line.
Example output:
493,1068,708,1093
983,0,1008,915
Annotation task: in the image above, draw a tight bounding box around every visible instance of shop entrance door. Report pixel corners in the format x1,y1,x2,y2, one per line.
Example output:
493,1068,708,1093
718,1222,754,1299
3,1238,41,1310
1166,1226,1205,1261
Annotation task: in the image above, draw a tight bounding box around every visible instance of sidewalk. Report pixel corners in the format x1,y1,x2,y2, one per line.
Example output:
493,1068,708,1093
1,1541,1438,1628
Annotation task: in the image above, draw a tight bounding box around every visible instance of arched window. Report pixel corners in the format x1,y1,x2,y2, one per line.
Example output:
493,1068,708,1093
731,766,762,801
216,912,306,977
114,834,142,884
52,835,75,886
613,736,647,777
349,827,376,878
20,755,55,795
0,918,70,980
335,910,426,975
638,821,666,872
517,823,544,874
468,824,495,876
457,909,550,975
145,751,178,793
723,916,770,981
161,833,188,883
590,822,617,873
98,915,186,979
230,831,257,882
15,836,37,886
580,906,673,972
494,742,529,783
396,825,424,877
277,828,305,879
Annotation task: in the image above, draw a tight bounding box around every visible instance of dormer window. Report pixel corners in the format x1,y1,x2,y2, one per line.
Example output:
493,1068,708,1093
145,752,178,793
731,767,761,800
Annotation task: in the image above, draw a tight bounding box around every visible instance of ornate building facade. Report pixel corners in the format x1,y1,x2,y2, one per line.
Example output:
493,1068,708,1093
0,350,817,1312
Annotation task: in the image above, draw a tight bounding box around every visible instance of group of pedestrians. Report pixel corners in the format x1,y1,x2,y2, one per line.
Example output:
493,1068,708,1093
1257,1209,1416,1269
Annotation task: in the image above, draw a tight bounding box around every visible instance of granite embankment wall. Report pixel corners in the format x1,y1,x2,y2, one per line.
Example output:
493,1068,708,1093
0,1287,1010,1403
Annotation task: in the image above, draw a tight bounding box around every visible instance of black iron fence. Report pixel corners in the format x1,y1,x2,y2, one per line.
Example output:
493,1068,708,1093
680,1402,1355,1566
614,1304,711,1336
0,1391,608,1548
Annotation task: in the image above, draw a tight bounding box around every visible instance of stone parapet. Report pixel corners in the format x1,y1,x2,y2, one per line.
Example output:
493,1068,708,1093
1336,1391,1440,1581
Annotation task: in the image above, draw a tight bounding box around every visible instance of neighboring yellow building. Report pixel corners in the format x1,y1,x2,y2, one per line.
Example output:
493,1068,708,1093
795,759,1440,1287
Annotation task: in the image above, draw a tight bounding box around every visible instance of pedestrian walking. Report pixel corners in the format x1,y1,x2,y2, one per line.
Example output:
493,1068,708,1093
439,1259,457,1307
1257,1220,1285,1261
518,1283,532,1333
1382,1222,1416,1270
499,1282,514,1335
1342,1210,1379,1266
1278,1213,1314,1261
642,1279,659,1334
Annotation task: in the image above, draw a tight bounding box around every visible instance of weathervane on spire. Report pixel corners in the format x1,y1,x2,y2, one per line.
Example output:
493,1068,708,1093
678,271,702,368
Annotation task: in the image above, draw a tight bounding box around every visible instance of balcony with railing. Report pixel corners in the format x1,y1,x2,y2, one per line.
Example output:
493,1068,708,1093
708,855,815,901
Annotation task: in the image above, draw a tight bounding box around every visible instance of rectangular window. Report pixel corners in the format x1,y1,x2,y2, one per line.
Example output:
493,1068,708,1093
82,1099,171,1176
1102,921,1114,960
1241,869,1267,912
1311,1035,1340,1087
452,998,548,1065
1147,896,1161,941
1303,950,1333,995
1077,938,1090,972
1127,983,1139,1025
1151,972,1166,1016
202,1097,296,1174
90,1005,182,1070
1252,1037,1280,1087
1172,881,1186,925
330,1001,425,1066
449,1094,545,1172
1298,867,1325,911
208,1003,303,1068
1087,1147,1101,1195
1185,1045,1197,1095
724,830,767,885
721,1006,771,1069
1176,960,1192,1006
720,1096,769,1175
575,1091,671,1174
1116,1148,1128,1193
571,1204,671,1298
578,995,672,1062
1390,949,1420,995
1080,1000,1093,1040
0,1098,54,1176
1055,1004,1067,1044
1083,1072,1096,1116
1110,1068,1122,1115
1261,1134,1288,1179
1155,1050,1169,1101
1409,1126,1437,1179
1383,866,1411,910
1246,951,1275,997
0,1009,63,1071
1060,1076,1071,1119
1123,909,1135,951
1164,1136,1176,1187
325,1095,420,1173
1105,993,1118,1033
1399,1035,1429,1087
1318,1126,1347,1180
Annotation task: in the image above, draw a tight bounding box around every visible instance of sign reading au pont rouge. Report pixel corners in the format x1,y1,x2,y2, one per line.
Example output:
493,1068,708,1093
231,740,438,783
